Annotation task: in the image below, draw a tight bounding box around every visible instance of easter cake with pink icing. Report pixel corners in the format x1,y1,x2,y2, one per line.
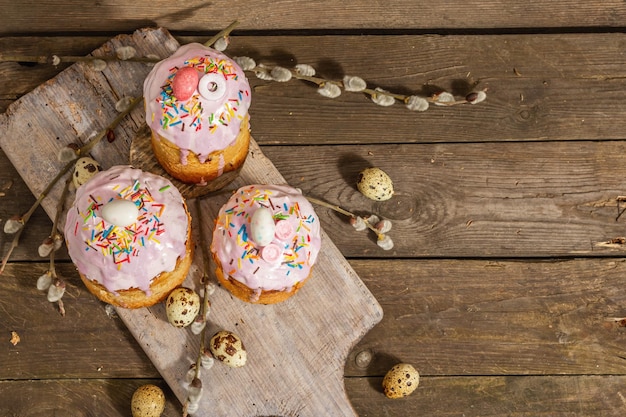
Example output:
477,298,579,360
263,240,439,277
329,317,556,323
143,42,252,185
64,165,193,308
210,184,322,304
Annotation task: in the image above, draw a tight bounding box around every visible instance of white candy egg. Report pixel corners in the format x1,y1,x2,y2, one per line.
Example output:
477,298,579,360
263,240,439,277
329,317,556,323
357,167,394,201
101,199,139,228
165,287,200,328
382,363,419,399
209,330,247,368
250,207,275,246
131,384,165,417
72,157,102,188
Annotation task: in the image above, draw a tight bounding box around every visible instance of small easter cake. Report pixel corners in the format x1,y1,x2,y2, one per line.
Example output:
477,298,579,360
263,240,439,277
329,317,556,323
143,42,252,185
64,165,193,308
210,184,322,304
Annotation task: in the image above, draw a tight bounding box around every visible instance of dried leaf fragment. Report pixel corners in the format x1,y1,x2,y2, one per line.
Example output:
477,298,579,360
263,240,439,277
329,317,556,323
10,331,20,346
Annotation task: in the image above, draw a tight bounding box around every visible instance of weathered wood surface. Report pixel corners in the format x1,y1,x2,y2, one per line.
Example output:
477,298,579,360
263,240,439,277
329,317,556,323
2,0,626,34
0,28,383,417
7,140,626,260
4,258,626,415
4,33,626,143
3,1,626,416
4,375,625,417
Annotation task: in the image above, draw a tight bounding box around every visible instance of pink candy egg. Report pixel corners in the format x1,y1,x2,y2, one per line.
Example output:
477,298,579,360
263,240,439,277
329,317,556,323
274,220,294,240
261,244,283,263
171,67,199,101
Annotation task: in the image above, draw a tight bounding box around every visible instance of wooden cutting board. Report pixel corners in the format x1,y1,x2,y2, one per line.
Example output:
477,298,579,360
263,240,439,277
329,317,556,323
0,28,383,416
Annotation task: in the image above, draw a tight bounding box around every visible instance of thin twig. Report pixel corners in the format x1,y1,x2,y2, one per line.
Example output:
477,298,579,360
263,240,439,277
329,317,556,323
305,195,355,218
203,20,240,48
0,96,142,274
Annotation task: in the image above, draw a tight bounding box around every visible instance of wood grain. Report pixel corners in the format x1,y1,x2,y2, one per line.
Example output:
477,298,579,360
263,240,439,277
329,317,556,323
3,258,626,414
8,139,626,260
4,259,626,379
3,33,626,142
0,379,181,417
346,375,626,417
2,1,626,34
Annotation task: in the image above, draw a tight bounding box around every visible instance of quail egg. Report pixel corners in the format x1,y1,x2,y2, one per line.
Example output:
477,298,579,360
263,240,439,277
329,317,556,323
382,363,419,399
72,157,102,188
209,330,247,368
165,287,200,328
357,167,394,201
131,384,165,417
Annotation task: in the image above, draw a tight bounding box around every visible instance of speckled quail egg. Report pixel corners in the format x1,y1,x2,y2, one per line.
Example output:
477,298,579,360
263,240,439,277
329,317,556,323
382,363,419,399
72,157,102,188
357,167,394,201
165,287,200,328
131,384,165,417
209,330,247,368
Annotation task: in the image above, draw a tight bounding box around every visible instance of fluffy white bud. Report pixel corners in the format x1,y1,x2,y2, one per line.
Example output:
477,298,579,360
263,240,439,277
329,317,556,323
364,214,380,225
3,217,23,234
350,216,367,231
371,88,395,106
190,316,206,335
38,239,54,258
201,349,215,369
89,59,107,71
37,272,53,291
233,56,256,71
254,65,274,81
467,90,487,104
317,82,341,99
405,95,429,111
185,365,199,383
433,91,455,106
343,75,367,92
213,36,230,52
377,235,394,250
375,219,393,234
186,401,199,414
57,146,77,163
115,46,137,60
188,378,203,403
270,66,292,82
114,97,133,112
205,281,217,296
53,234,63,251
47,279,66,302
294,64,316,77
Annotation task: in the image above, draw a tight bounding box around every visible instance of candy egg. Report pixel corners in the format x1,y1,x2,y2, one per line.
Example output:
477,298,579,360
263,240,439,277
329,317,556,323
131,384,165,417
101,199,139,228
250,207,275,246
165,287,200,328
72,157,102,188
357,167,394,201
274,219,294,240
209,330,247,368
260,243,283,263
382,363,419,399
171,66,199,101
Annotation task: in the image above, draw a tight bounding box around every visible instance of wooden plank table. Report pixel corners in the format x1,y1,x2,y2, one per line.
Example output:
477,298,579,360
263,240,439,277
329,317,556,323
3,2,626,416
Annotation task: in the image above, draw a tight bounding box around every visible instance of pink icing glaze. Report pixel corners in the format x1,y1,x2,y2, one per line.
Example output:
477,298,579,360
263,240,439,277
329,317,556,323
64,165,189,295
143,43,252,163
210,184,322,294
